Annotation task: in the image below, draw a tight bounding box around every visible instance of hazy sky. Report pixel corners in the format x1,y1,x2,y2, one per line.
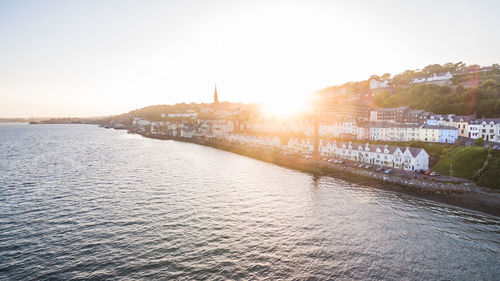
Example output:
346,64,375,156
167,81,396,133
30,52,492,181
1,0,499,117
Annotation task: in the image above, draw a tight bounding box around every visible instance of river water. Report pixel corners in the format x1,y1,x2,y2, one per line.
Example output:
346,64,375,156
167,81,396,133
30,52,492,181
0,123,499,280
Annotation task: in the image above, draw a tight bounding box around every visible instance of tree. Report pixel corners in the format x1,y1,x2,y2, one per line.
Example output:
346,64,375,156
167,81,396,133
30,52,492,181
483,79,495,89
476,138,485,146
423,64,444,75
392,70,415,86
373,91,391,107
381,73,391,80
454,62,466,72
443,62,455,72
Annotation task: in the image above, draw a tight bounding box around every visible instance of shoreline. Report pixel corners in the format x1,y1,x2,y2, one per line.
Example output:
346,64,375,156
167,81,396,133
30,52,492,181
137,132,500,217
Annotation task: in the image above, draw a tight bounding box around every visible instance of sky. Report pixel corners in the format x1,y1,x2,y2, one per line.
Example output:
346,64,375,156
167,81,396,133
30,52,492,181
0,0,499,118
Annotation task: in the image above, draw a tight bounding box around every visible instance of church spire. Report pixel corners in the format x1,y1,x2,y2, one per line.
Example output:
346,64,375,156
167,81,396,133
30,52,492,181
213,84,219,104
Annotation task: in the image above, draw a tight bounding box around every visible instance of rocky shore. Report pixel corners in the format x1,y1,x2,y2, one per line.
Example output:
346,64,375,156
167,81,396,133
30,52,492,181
138,133,500,217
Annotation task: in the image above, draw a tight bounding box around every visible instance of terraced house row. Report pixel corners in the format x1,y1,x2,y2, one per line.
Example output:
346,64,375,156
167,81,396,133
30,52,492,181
322,141,430,171
284,138,429,171
320,120,459,143
319,116,500,144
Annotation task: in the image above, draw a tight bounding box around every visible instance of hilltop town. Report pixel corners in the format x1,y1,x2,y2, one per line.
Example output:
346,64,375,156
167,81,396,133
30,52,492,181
92,63,500,189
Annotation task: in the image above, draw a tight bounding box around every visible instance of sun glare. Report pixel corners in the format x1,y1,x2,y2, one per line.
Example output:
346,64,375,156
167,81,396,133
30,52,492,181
262,95,311,118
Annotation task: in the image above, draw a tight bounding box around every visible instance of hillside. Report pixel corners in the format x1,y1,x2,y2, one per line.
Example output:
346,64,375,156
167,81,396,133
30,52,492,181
316,62,500,118
432,146,500,189
373,81,500,117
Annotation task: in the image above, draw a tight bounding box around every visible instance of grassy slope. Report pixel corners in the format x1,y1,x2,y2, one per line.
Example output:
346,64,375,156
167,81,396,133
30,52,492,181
477,150,500,189
432,146,488,178
431,146,500,189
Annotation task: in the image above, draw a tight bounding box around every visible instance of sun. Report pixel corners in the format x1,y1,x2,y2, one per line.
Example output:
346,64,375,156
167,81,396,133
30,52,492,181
262,95,312,118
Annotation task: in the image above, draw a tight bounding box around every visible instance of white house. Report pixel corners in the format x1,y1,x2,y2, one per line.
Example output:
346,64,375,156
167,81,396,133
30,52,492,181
468,119,500,142
150,121,166,134
426,114,449,126
287,138,314,155
225,133,281,149
413,72,453,84
427,72,453,82
209,120,234,137
168,112,198,118
132,118,151,127
179,126,195,138
369,79,390,89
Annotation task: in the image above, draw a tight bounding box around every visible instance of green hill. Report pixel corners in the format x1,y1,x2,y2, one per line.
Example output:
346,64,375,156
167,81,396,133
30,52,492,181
432,146,500,189
476,150,500,189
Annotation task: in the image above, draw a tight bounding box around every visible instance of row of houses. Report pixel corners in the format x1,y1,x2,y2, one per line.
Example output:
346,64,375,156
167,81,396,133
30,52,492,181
319,120,459,143
143,116,499,145
368,123,458,143
139,108,500,144
221,133,429,171
324,141,429,171
286,138,429,171
224,133,281,149
421,115,500,142
319,115,500,143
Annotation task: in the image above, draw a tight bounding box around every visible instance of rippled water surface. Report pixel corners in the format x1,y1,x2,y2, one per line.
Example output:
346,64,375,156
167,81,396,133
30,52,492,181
1,124,499,280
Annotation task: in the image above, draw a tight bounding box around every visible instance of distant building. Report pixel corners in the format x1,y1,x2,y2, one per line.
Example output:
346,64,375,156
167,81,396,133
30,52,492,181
287,138,314,154
371,106,409,123
426,114,451,126
214,84,219,104
168,112,198,118
225,133,281,149
369,79,390,89
412,72,453,86
132,118,151,127
404,110,429,123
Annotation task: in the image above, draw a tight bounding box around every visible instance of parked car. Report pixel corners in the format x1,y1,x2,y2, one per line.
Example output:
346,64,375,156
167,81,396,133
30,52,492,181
358,164,365,168
415,169,426,174
364,165,372,169
337,160,345,164
304,155,312,159
424,170,431,175
328,159,336,163
384,169,393,174
376,167,383,172
430,172,439,177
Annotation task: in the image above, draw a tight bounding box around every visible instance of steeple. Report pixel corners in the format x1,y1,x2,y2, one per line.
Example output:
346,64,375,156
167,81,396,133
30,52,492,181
213,84,219,104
